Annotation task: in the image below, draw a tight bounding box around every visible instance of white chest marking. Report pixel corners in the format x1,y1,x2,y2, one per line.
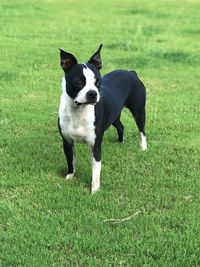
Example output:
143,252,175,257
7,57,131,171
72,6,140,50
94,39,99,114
59,77,96,145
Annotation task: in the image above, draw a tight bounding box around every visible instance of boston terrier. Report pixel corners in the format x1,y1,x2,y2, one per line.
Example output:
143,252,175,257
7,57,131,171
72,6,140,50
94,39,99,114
58,44,147,193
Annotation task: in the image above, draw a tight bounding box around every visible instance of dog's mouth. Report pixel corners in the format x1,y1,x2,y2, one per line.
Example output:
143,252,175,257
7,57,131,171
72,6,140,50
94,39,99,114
74,100,97,106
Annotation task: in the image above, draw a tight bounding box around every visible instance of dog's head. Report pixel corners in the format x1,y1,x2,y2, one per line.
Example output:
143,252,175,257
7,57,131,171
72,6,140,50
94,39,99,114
59,44,102,106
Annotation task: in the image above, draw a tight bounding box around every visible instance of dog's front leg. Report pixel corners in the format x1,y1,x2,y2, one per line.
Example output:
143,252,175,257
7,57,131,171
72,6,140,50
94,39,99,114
90,142,102,194
62,138,75,179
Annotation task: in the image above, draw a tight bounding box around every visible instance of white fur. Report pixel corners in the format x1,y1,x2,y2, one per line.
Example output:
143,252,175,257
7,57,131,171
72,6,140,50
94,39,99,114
59,77,96,146
74,67,100,104
66,173,75,179
140,132,147,151
91,157,101,194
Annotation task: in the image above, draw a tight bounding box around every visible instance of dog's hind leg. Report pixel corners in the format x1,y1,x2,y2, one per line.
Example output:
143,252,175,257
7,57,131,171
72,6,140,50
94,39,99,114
112,115,124,143
62,139,76,179
129,107,147,151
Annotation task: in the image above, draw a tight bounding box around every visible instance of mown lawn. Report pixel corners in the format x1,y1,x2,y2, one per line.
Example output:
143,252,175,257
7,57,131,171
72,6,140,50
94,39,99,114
0,0,200,265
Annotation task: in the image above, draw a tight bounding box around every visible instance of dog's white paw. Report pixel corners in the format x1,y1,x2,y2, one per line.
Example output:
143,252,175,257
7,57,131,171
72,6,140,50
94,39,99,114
140,142,147,151
91,187,100,195
140,132,147,151
65,173,75,180
91,185,100,194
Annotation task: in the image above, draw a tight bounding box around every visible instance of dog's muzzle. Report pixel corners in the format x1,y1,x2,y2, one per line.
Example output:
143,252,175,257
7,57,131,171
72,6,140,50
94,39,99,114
74,90,99,106
86,90,97,102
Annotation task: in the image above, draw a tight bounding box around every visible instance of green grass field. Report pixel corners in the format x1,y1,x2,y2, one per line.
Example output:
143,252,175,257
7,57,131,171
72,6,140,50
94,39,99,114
1,0,200,265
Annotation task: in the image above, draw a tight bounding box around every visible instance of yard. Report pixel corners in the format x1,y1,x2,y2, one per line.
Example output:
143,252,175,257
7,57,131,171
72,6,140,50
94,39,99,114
0,0,200,265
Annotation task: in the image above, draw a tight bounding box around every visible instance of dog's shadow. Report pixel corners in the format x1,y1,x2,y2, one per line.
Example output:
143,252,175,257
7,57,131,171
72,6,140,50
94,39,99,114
58,168,68,178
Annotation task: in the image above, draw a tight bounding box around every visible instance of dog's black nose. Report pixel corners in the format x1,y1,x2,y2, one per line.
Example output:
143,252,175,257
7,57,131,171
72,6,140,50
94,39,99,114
87,90,97,100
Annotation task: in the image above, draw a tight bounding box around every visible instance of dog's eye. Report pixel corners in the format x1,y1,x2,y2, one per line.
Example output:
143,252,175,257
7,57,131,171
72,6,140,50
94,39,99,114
95,80,101,88
74,81,84,88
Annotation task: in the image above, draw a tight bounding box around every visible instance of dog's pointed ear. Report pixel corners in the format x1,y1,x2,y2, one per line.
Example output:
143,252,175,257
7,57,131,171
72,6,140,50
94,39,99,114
88,44,103,70
59,48,78,72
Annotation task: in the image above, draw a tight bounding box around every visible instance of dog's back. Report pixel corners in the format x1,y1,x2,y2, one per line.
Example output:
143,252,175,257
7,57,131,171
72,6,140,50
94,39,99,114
95,70,146,132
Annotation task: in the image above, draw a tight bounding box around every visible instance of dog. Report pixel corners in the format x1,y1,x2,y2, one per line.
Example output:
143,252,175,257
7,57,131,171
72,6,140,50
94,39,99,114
58,44,147,193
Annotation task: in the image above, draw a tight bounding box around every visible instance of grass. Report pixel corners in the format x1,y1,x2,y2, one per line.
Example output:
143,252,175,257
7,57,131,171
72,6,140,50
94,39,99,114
0,0,200,265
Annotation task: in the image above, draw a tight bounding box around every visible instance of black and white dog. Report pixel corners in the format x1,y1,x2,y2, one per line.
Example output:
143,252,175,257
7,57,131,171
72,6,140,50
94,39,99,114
58,44,147,193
